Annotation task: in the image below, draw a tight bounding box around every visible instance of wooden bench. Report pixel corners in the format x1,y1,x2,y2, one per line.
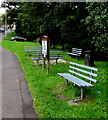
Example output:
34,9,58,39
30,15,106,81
67,48,82,59
25,46,42,56
32,51,63,65
58,62,98,101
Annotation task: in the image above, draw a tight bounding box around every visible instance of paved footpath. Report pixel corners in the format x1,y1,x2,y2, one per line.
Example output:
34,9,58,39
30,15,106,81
0,33,39,119
0,33,2,119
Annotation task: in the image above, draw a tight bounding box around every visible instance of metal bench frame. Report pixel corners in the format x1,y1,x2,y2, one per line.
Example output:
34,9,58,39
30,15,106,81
67,48,82,59
58,62,98,100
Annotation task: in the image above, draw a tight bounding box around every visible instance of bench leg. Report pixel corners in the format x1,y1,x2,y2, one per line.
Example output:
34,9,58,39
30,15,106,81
43,58,46,68
28,52,30,57
37,60,39,66
66,79,68,85
56,59,57,64
81,87,83,100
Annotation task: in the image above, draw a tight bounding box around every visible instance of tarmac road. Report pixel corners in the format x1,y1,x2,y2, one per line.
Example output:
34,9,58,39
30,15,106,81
0,33,39,119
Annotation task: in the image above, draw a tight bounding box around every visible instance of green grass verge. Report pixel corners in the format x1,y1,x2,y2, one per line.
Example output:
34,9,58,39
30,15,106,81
3,32,19,41
2,33,107,118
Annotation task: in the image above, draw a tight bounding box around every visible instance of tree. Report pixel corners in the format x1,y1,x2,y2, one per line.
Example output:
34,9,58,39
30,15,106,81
60,2,88,50
1,2,20,25
17,2,49,40
2,2,88,50
83,2,108,57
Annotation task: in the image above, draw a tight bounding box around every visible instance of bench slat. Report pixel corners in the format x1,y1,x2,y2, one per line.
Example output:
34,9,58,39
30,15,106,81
58,73,94,87
71,53,81,56
69,66,98,77
69,70,97,83
25,46,41,52
26,50,41,52
77,49,82,51
70,62,98,71
50,51,63,53
32,56,62,60
49,56,62,59
50,54,62,55
33,52,42,53
77,51,82,53
32,57,43,60
67,51,81,56
67,52,72,55
32,55,42,56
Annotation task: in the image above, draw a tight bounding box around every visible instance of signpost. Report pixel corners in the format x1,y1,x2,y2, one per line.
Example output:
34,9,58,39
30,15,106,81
42,35,50,74
42,36,47,58
42,36,47,69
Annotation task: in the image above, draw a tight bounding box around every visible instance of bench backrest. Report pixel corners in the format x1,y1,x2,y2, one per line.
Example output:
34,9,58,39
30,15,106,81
69,62,98,83
33,51,63,58
32,51,42,58
25,46,42,52
50,51,63,58
72,48,82,56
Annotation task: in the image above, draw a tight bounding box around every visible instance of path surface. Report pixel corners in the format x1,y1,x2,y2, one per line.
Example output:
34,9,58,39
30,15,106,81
0,33,2,119
0,33,39,119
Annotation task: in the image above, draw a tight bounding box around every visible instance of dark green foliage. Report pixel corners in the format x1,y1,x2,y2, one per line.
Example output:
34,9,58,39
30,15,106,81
83,2,108,59
3,2,108,60
3,2,88,49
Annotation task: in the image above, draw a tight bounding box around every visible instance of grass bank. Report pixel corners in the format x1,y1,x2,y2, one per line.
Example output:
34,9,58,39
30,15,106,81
2,33,107,118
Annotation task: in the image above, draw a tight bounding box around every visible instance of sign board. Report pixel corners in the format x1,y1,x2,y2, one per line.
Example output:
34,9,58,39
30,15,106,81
42,36,48,58
41,35,50,74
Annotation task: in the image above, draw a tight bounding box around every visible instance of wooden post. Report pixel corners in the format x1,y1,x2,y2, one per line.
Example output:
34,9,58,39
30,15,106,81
47,38,50,74
41,35,50,74
43,58,45,69
56,59,57,64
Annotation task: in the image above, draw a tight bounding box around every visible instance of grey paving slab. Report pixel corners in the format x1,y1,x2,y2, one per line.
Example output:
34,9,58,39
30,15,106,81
2,35,39,119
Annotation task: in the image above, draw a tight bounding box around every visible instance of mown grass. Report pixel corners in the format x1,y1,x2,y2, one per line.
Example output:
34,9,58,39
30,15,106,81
2,33,107,118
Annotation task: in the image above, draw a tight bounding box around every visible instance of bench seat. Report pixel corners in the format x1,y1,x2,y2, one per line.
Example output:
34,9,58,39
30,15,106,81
58,73,93,87
32,57,43,60
32,56,62,61
50,56,62,59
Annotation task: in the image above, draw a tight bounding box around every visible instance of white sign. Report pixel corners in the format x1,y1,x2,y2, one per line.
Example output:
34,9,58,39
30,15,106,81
42,40,47,58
